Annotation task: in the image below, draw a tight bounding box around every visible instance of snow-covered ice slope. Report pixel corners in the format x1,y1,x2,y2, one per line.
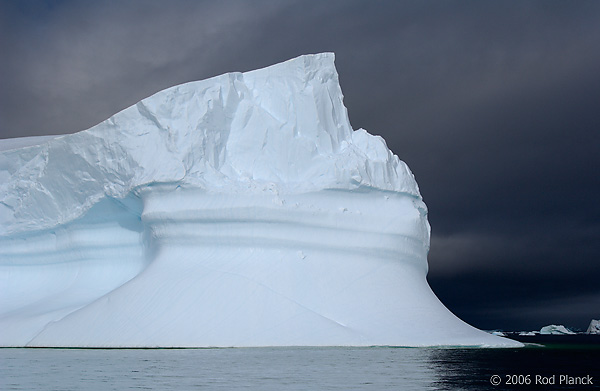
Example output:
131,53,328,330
0,53,520,347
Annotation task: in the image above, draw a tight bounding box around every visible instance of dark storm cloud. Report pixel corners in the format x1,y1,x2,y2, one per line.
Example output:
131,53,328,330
0,0,292,137
1,0,599,330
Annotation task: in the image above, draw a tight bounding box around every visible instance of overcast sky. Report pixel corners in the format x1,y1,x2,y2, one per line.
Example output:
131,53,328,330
1,0,599,331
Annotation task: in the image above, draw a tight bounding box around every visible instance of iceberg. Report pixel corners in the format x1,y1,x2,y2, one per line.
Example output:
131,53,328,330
0,53,520,348
586,320,600,334
540,325,576,335
518,331,538,336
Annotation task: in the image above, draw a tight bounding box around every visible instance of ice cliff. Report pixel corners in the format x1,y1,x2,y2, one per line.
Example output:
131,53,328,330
0,53,519,347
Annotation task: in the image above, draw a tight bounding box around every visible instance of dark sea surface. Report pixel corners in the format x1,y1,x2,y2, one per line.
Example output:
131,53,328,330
1,346,599,390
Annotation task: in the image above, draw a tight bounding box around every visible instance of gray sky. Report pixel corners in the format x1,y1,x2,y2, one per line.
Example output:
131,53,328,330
1,0,599,331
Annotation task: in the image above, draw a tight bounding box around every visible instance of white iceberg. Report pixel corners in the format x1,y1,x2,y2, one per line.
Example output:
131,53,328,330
586,319,600,334
518,331,538,336
0,53,520,348
540,325,576,335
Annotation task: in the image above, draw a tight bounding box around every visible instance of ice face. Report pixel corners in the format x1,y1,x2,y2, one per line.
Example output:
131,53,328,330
0,53,520,347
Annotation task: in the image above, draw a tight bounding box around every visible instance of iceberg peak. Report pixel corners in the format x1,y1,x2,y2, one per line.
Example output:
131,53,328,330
1,53,418,236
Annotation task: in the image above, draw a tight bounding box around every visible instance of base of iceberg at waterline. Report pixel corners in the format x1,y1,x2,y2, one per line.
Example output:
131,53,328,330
1,188,518,347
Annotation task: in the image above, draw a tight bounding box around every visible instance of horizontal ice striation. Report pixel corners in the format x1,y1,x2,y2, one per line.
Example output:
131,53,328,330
0,53,520,347
0,195,146,344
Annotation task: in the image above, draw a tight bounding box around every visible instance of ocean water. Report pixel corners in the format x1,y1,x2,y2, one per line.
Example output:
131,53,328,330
1,346,599,390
